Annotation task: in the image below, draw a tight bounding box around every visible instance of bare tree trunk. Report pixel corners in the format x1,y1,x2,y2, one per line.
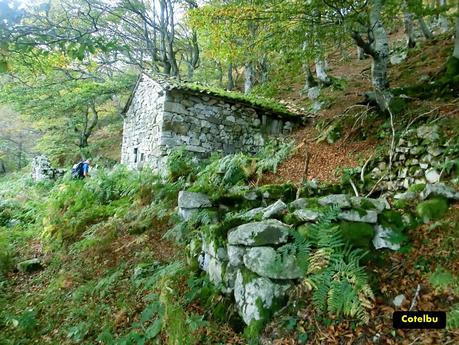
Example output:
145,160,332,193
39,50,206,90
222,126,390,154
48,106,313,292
351,0,391,111
438,0,449,33
418,16,434,39
357,46,366,59
227,63,234,91
315,58,331,86
79,104,99,148
303,63,317,90
17,141,22,170
244,63,254,93
259,56,269,84
453,1,459,61
370,0,391,108
403,1,416,48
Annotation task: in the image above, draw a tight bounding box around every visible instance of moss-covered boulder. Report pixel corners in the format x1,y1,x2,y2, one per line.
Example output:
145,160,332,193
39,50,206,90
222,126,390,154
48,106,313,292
416,197,449,223
234,268,290,325
379,210,405,232
338,209,378,223
227,220,290,246
339,221,375,249
318,194,351,208
292,208,321,222
259,183,296,202
17,258,42,273
242,244,304,279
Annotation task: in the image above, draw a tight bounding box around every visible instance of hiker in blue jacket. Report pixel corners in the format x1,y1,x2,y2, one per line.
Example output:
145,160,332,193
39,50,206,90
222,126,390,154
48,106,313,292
71,159,91,179
82,160,90,178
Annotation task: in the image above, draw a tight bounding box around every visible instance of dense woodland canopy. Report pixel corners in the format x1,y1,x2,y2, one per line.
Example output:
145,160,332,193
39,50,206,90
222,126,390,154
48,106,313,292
0,0,459,344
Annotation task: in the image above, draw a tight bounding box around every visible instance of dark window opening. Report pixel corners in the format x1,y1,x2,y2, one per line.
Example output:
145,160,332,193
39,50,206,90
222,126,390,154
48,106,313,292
140,153,144,161
134,148,138,163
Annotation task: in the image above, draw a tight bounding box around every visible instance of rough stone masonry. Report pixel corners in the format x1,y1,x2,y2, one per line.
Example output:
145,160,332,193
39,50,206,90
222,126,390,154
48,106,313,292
121,73,302,172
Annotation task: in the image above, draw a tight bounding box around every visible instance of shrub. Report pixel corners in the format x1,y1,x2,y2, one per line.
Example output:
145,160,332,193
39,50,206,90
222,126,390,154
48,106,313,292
416,197,449,223
167,147,199,182
42,166,165,243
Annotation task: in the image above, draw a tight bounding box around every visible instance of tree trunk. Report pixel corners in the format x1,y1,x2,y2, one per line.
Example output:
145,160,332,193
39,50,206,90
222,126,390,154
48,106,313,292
259,56,269,84
403,1,416,48
357,46,366,59
370,0,391,110
244,63,254,93
418,16,434,39
303,63,317,91
454,0,459,59
17,140,22,170
351,0,391,111
79,104,99,148
227,63,234,91
315,58,331,86
438,0,449,33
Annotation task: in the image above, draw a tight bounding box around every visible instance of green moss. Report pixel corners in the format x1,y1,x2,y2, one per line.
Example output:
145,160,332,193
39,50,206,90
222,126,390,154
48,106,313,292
243,295,287,342
206,216,246,239
393,200,407,210
358,199,377,211
379,210,405,232
408,183,426,193
258,183,296,202
294,198,321,210
326,123,342,144
214,187,262,210
283,213,299,225
240,267,259,285
339,221,375,249
446,56,459,77
416,197,449,223
388,96,408,115
297,223,314,241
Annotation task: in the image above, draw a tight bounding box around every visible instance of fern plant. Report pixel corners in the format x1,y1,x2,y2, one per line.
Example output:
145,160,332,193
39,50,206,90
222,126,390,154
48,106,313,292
302,206,374,324
255,139,295,178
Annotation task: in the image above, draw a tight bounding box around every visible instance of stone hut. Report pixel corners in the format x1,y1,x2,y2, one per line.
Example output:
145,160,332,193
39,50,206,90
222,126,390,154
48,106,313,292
121,73,303,171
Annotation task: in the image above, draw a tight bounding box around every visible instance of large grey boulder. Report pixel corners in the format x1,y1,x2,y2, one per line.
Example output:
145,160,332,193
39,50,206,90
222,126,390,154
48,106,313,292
234,269,290,325
338,210,378,223
293,209,320,222
421,183,459,201
416,125,440,142
372,225,400,251
318,194,351,208
202,239,228,261
227,245,246,267
350,197,389,212
178,191,212,221
178,191,212,209
227,220,290,246
262,200,287,219
243,245,304,279
289,198,310,210
394,191,417,201
425,168,441,184
242,207,264,220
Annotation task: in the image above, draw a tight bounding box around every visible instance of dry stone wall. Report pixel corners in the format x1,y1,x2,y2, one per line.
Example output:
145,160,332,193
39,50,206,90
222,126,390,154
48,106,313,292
121,75,296,172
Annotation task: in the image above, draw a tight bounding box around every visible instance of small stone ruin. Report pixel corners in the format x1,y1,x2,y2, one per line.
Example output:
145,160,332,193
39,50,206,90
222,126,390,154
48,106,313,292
31,155,64,182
